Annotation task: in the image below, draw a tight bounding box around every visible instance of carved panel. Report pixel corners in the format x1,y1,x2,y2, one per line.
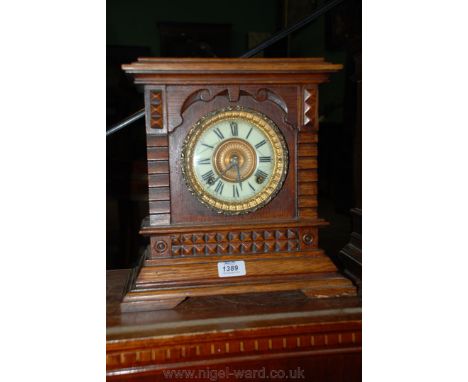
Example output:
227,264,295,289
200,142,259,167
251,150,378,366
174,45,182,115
241,88,289,117
149,90,163,130
302,86,318,131
180,88,220,115
150,236,171,257
172,85,294,131
227,85,240,102
148,227,318,257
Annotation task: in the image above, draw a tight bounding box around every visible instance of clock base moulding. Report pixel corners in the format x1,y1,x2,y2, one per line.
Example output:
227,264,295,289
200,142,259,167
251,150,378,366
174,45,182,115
120,220,357,312
121,271,356,312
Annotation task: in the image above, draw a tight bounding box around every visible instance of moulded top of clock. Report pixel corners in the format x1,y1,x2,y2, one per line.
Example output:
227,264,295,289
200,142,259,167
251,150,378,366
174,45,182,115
122,57,343,75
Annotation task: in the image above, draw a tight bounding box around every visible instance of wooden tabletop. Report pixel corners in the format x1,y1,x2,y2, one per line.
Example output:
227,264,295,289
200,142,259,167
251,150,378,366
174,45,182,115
107,269,361,381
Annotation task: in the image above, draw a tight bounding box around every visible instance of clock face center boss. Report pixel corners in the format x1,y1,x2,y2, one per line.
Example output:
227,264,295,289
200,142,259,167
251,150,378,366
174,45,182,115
181,107,288,215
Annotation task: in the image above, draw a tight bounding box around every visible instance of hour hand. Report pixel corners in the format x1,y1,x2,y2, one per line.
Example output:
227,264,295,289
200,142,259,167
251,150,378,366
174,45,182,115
209,162,235,186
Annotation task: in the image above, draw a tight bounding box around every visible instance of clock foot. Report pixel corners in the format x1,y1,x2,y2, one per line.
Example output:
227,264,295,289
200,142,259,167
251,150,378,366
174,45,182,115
301,278,357,299
120,297,186,313
301,287,356,299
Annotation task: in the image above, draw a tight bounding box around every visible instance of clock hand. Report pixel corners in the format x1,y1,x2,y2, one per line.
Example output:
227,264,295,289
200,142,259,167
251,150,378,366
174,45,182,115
235,163,243,190
208,162,236,186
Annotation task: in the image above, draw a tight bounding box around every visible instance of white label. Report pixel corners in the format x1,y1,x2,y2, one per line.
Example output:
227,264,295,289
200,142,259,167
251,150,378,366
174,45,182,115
217,260,246,278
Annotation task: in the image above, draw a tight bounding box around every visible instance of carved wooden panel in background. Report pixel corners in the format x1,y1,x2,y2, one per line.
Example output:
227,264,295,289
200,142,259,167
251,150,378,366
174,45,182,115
107,331,361,370
107,320,361,374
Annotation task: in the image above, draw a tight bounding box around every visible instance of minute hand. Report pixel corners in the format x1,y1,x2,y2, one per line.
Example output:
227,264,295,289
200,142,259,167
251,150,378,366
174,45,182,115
235,163,243,190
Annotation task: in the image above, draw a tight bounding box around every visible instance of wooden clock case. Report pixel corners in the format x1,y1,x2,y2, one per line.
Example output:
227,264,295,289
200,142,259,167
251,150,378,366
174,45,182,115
120,58,356,312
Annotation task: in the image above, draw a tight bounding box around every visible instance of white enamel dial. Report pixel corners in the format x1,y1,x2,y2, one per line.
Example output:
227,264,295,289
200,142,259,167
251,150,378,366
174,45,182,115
193,119,274,202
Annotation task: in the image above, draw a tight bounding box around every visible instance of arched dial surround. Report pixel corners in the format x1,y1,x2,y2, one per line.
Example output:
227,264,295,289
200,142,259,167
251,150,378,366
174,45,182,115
182,107,288,215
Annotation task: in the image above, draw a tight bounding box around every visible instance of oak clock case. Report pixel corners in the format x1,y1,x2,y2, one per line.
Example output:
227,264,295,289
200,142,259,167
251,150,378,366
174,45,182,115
120,58,357,312
181,107,288,215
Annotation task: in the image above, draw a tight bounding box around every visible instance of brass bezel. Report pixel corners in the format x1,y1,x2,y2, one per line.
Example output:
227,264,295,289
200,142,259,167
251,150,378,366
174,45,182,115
181,106,288,215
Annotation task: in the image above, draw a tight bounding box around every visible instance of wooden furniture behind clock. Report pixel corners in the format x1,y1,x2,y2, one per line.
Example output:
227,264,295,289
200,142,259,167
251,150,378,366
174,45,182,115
120,58,357,312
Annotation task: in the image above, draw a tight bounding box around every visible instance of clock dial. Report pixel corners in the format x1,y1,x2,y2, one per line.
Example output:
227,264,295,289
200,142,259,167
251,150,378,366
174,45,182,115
182,107,288,214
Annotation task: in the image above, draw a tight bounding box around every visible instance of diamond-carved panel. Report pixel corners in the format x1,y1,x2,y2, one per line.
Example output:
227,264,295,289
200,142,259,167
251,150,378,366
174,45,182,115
216,232,228,242
205,233,217,243
150,91,163,130
228,232,241,242
193,234,205,244
264,241,276,252
170,228,302,256
229,243,241,253
241,242,253,253
206,244,218,255
194,245,205,255
182,246,193,256
287,229,297,239
276,240,289,252
264,231,274,240
254,242,265,253
181,234,193,245
240,232,253,241
276,230,287,240
252,231,263,241
288,240,299,250
303,87,317,130
217,243,229,254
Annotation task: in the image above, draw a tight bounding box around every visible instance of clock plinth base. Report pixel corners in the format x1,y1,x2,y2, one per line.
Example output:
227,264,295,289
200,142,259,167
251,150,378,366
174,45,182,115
120,247,357,312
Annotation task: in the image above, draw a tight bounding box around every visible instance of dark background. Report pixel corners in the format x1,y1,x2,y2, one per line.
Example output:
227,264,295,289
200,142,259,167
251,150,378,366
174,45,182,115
106,0,361,269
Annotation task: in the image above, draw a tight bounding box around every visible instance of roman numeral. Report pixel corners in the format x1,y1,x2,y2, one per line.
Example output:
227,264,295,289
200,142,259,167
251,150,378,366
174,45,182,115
248,182,256,192
259,156,271,163
255,169,268,178
202,170,214,182
214,180,224,195
233,185,240,198
245,127,253,140
213,127,224,140
255,140,266,149
197,158,211,165
201,143,214,149
230,121,238,136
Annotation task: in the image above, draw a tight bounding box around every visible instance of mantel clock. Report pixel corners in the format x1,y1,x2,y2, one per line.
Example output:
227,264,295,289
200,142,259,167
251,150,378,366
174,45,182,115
120,58,356,311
